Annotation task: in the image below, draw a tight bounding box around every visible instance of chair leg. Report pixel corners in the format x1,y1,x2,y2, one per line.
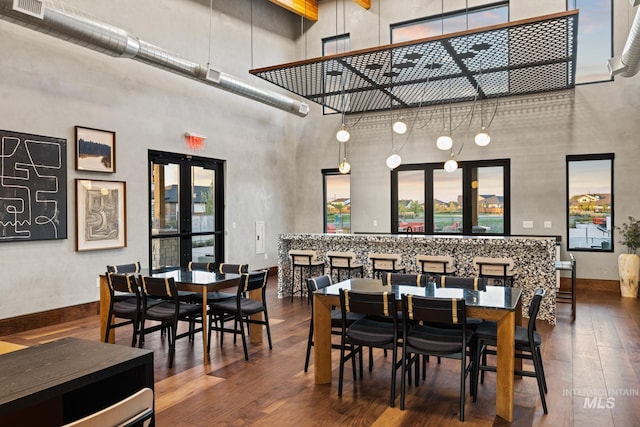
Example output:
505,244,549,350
239,314,249,361
536,347,548,393
338,340,346,398
459,353,466,422
390,344,398,408
168,322,177,368
304,319,314,372
264,310,273,350
532,348,549,414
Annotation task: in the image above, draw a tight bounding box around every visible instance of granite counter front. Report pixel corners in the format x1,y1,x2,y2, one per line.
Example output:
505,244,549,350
278,233,557,323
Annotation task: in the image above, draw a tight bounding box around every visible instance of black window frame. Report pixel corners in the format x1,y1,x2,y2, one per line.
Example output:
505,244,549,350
391,159,510,235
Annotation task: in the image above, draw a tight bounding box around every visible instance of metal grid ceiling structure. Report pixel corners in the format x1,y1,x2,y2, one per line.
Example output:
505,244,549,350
250,10,578,115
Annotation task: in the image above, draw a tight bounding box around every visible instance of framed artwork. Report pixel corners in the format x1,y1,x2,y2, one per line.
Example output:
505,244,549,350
0,129,67,242
76,179,126,251
75,126,116,173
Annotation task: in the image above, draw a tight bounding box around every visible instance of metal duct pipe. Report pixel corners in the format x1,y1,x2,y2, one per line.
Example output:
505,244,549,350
0,0,309,117
608,0,640,77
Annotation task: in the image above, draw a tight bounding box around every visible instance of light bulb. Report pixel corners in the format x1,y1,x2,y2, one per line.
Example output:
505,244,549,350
436,134,453,150
338,159,351,174
336,125,350,143
475,127,491,146
386,153,402,169
392,119,407,134
444,158,458,172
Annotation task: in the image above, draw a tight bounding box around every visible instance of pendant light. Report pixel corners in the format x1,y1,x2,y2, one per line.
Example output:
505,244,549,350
436,103,453,150
392,116,407,134
444,152,458,172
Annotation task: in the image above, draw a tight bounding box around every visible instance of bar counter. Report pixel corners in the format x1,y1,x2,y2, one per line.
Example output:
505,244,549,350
278,233,557,323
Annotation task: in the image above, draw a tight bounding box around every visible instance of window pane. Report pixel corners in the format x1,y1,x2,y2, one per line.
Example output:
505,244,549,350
151,162,179,235
568,157,613,251
397,170,425,233
325,173,350,234
572,0,612,84
152,236,180,271
192,166,215,233
473,166,504,234
192,234,215,263
433,169,462,233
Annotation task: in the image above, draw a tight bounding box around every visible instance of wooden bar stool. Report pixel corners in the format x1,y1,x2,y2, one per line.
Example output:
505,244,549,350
415,255,456,282
368,253,405,279
555,253,576,320
327,251,364,282
289,249,325,303
473,256,515,287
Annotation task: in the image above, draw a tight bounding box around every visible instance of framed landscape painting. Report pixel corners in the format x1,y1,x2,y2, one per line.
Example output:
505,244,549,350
76,179,126,251
75,126,116,173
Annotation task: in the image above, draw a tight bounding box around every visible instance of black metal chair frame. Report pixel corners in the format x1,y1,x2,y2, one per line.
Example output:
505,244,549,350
290,253,325,303
327,253,364,282
104,273,142,347
400,294,474,421
208,270,273,360
475,288,548,414
369,255,406,279
555,253,576,320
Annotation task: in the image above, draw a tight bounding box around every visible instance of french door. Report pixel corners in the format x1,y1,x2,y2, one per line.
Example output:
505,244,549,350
148,150,224,271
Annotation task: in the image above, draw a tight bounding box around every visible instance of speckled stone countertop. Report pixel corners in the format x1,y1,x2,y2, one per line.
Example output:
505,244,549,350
278,233,557,324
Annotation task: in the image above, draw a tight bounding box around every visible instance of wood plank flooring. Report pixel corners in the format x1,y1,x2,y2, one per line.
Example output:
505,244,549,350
1,277,639,426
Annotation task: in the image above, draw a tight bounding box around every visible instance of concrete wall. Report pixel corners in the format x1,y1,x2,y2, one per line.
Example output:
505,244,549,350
0,0,637,319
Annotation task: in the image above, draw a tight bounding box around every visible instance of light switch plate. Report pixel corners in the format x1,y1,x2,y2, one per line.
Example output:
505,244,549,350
544,221,552,228
523,220,534,229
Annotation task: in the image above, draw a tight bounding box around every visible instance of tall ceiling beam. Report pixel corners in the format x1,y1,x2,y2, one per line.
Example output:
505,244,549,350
269,0,318,21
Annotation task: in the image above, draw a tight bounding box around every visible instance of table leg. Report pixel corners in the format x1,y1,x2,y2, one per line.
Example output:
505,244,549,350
495,310,515,422
99,275,114,344
313,294,333,384
248,289,264,343
202,289,209,363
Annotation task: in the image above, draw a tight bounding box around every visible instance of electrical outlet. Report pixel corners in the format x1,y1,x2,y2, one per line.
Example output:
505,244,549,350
264,253,268,260
373,220,378,227
544,221,552,228
523,220,534,229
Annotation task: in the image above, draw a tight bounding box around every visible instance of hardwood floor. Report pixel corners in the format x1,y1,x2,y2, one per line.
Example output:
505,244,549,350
1,278,639,426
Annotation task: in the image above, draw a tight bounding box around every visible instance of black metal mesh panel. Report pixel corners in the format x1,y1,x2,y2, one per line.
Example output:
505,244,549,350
250,11,578,115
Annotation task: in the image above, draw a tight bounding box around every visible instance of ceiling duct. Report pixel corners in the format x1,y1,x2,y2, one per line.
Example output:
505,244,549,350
0,0,309,117
608,0,640,77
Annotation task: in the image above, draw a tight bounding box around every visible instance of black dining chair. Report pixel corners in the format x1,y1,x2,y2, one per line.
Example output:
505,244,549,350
304,275,364,374
338,288,401,408
104,273,142,347
208,270,273,360
138,275,203,368
400,294,474,421
107,262,141,274
474,288,548,414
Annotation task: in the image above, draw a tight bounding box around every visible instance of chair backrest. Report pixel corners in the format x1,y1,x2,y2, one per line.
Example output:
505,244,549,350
290,249,319,265
437,275,486,291
402,294,467,327
187,261,215,272
107,273,141,297
306,275,333,295
339,289,396,319
140,275,178,301
63,387,153,427
238,270,269,294
472,256,515,276
527,288,546,323
218,263,249,274
382,273,427,287
368,253,402,270
107,262,141,274
415,255,455,274
326,251,357,268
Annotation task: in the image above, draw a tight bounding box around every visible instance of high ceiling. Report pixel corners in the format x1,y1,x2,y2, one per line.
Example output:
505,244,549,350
250,10,578,115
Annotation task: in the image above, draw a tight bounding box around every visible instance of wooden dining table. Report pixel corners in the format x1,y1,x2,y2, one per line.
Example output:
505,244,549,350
99,268,263,364
313,278,523,422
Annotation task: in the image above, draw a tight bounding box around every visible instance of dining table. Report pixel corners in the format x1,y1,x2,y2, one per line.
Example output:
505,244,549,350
99,268,263,364
313,278,523,422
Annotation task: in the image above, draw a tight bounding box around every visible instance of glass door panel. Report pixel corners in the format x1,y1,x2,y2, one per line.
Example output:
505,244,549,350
472,166,504,234
191,165,216,262
397,170,425,233
433,169,462,233
150,162,180,270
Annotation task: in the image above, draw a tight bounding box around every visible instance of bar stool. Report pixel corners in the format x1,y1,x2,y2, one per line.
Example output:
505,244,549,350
555,253,576,320
368,253,405,278
289,249,325,303
415,255,456,282
327,251,364,282
473,256,515,287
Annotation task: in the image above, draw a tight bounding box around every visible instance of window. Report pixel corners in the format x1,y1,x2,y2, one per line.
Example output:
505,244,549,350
391,2,508,43
566,154,614,251
323,169,350,234
568,0,613,84
392,160,510,235
149,151,225,271
322,34,350,115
